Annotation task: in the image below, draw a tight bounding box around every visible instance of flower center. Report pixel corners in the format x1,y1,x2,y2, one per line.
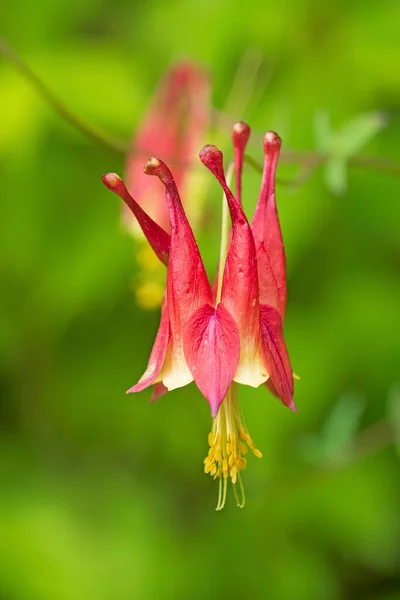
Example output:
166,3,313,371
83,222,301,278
204,383,262,510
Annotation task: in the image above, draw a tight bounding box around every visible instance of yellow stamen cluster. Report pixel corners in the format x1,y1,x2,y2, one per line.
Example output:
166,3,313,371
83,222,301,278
132,243,166,309
203,383,262,510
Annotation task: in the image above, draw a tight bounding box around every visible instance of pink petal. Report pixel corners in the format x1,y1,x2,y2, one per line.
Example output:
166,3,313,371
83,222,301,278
144,159,212,321
125,62,210,233
184,304,240,417
151,382,169,403
259,304,295,411
127,295,170,393
208,123,250,308
264,378,281,399
232,121,251,206
200,145,260,344
251,132,287,318
144,158,213,380
102,173,170,265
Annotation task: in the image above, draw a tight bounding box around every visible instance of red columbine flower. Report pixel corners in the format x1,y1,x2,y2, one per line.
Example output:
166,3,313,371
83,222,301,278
102,122,295,509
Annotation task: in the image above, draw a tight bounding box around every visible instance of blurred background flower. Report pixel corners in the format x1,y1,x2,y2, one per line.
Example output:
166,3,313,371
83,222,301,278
123,60,210,308
0,1,399,599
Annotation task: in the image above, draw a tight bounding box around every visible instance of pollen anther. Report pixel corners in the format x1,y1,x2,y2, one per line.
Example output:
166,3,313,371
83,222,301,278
204,383,262,510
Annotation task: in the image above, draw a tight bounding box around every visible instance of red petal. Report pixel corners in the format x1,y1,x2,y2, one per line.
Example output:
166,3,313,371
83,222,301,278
251,132,287,318
259,304,295,411
127,295,170,393
232,122,251,206
200,146,260,343
184,304,240,417
144,158,212,322
125,62,210,233
144,158,213,381
151,382,169,403
264,378,281,399
102,173,170,265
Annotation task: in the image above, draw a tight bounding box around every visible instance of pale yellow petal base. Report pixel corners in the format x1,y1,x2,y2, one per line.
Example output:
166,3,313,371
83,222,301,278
157,345,193,391
233,345,269,388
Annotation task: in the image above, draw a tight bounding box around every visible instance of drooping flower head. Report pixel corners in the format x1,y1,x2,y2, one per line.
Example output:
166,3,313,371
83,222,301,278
102,122,295,509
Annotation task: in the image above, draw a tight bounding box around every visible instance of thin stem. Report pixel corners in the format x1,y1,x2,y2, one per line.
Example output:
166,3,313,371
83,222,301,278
216,48,264,131
237,472,246,508
221,477,228,509
0,36,127,155
216,162,234,303
245,150,400,183
216,472,223,511
281,149,400,179
243,153,298,187
215,399,227,511
243,154,263,175
348,154,400,178
232,481,241,506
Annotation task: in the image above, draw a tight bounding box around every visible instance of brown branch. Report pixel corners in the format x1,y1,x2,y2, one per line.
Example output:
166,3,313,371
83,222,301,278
349,419,395,461
0,36,127,156
244,152,321,187
245,149,400,186
280,149,400,178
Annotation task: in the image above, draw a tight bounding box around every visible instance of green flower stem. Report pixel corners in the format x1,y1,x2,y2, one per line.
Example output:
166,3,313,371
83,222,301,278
216,162,234,304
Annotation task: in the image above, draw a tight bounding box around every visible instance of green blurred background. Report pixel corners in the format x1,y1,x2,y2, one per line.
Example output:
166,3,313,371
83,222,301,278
1,1,400,598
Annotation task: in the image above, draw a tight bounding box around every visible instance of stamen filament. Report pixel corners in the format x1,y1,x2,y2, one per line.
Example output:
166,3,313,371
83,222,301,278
217,470,223,510
216,162,234,303
237,472,246,508
204,382,262,510
232,480,240,507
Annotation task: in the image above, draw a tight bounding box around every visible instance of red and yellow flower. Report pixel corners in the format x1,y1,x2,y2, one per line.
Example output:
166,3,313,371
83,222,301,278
103,122,295,509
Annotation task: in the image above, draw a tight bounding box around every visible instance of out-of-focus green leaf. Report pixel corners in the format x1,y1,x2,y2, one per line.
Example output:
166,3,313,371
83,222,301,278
314,110,332,153
324,156,348,196
314,110,388,194
333,111,388,158
299,393,365,465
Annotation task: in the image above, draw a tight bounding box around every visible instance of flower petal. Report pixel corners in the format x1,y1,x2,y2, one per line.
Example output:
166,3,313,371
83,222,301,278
200,145,267,387
251,132,287,318
259,304,295,411
151,382,169,403
127,295,170,393
184,304,240,417
102,173,170,265
232,121,251,206
144,158,212,311
264,378,281,400
144,158,213,387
